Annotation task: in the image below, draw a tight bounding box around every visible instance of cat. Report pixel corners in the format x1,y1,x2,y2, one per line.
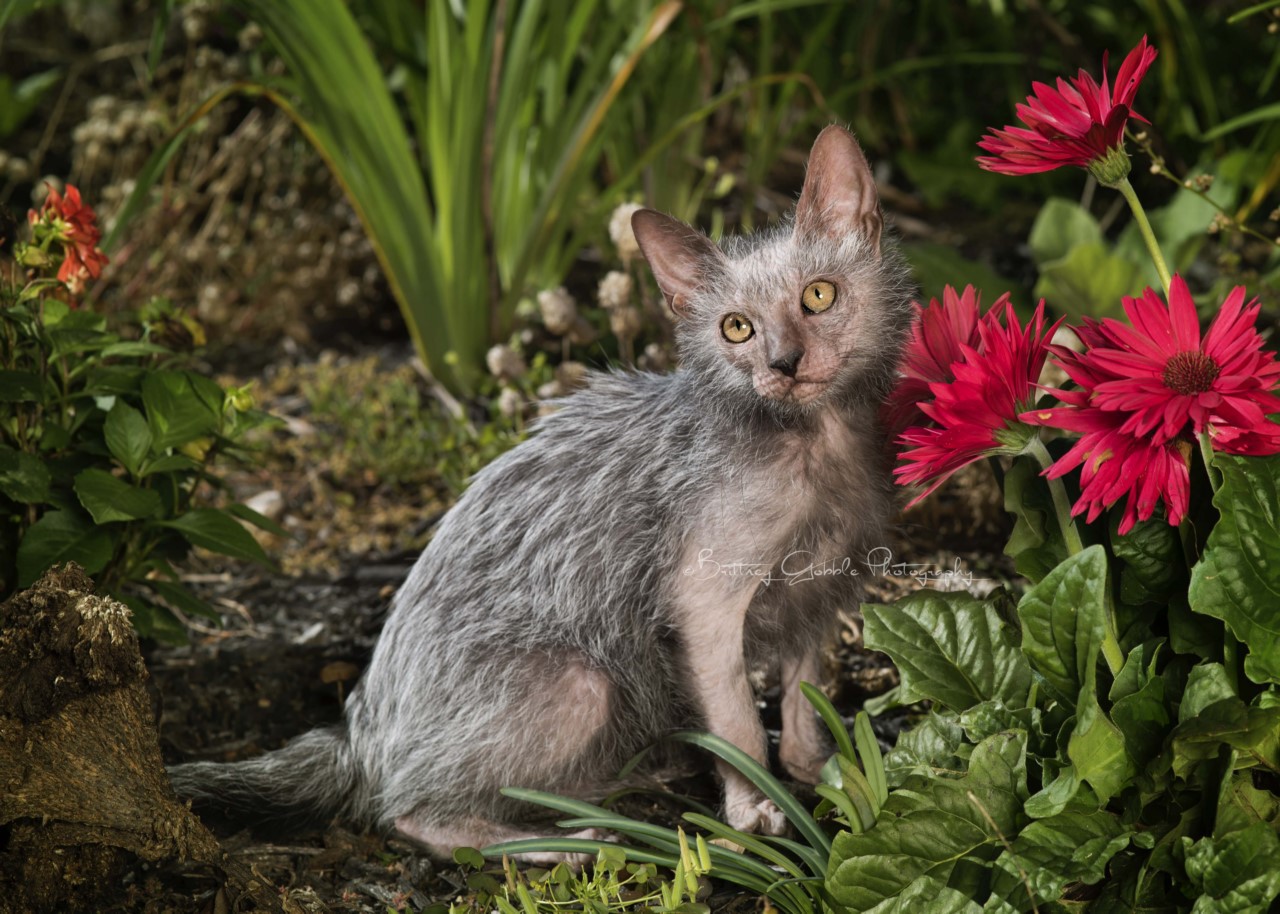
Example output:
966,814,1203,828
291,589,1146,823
168,125,915,861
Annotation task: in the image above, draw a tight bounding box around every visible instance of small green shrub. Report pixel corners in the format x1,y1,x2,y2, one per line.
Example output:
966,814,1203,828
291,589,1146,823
1,183,279,641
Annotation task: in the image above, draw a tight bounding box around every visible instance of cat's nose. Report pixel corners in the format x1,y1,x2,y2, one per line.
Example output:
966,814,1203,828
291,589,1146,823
769,348,804,377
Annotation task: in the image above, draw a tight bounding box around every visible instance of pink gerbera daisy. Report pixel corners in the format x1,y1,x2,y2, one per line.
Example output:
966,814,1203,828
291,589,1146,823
1026,275,1280,531
977,36,1157,183
881,285,1001,443
896,298,1060,505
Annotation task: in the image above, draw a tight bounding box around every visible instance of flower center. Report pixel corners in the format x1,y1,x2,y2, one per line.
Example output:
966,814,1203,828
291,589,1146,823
1162,350,1219,395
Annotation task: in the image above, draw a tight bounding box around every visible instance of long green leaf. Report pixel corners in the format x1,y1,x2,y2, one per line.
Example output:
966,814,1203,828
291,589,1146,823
799,680,855,762
668,731,832,856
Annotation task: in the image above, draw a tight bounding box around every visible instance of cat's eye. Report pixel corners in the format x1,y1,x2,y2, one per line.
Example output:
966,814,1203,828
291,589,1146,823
721,313,754,343
801,280,837,314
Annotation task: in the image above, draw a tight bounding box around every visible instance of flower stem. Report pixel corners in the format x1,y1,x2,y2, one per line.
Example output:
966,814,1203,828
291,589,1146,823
1026,437,1085,556
1197,431,1222,493
1027,436,1124,676
1115,177,1172,295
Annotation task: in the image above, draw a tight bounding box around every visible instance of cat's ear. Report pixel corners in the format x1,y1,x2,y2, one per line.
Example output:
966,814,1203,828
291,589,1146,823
794,125,883,254
631,208,725,317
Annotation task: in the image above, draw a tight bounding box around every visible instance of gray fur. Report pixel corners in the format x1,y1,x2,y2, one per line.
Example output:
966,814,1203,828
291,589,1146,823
168,126,915,851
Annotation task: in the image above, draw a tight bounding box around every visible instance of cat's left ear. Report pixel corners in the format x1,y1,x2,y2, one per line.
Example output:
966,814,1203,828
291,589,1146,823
794,125,883,255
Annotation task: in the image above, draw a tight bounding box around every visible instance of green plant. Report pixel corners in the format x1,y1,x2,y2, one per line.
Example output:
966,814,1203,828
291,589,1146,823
483,687,886,914
442,832,714,914
1,185,278,641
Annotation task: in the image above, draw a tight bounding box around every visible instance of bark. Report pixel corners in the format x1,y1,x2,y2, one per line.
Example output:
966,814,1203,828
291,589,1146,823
0,564,283,913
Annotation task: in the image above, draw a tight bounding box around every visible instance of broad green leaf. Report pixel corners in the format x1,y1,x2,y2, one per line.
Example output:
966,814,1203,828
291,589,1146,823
1067,687,1135,803
1023,766,1084,819
1215,772,1280,838
1112,513,1186,607
1028,197,1103,266
0,446,51,504
958,701,1040,746
1002,456,1067,584
15,509,114,587
104,401,153,477
226,502,289,538
828,733,1028,911
883,711,968,788
1181,663,1237,724
863,591,1031,712
73,469,162,524
1171,697,1280,778
142,370,222,451
1109,644,1171,769
863,877,981,913
1189,454,1280,685
1017,545,1108,706
989,806,1135,910
143,578,221,622
1182,824,1280,912
1033,242,1148,320
158,509,271,566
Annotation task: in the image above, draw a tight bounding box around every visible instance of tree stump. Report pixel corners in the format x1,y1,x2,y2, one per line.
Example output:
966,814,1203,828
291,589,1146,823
0,564,283,912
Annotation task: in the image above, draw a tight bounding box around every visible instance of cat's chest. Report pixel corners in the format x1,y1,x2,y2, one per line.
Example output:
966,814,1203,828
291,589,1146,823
695,409,880,566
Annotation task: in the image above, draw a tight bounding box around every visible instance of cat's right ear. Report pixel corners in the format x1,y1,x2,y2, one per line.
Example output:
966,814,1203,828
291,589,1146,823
631,209,724,318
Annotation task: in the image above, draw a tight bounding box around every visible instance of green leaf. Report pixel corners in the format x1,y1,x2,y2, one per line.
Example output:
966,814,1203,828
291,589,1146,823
1067,687,1135,803
144,578,221,622
1181,663,1237,724
103,401,153,477
1182,824,1280,912
902,241,1022,308
0,446,51,504
1189,454,1280,685
1032,241,1148,320
1112,513,1186,606
226,502,289,538
1109,644,1171,769
73,469,162,524
1017,545,1108,706
883,711,968,788
0,369,45,402
1002,456,1066,584
862,877,982,913
157,509,271,566
827,732,1028,911
141,370,222,451
863,591,1031,712
1027,197,1103,266
989,806,1136,910
15,509,114,587
1171,697,1280,779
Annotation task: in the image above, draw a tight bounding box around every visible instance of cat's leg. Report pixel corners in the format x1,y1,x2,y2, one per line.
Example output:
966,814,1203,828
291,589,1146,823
386,652,616,864
393,814,608,867
674,565,787,836
778,648,830,784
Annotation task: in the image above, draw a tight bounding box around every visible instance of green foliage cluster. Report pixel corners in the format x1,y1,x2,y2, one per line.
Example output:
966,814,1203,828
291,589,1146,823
0,287,279,641
842,451,1280,911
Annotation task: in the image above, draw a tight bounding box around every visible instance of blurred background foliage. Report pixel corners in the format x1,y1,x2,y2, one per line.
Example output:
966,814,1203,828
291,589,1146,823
1,0,1277,394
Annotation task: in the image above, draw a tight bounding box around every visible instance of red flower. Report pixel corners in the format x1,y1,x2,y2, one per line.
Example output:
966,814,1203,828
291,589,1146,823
1027,394,1191,535
882,285,998,443
896,298,1060,505
977,36,1157,180
28,184,109,290
1025,275,1280,531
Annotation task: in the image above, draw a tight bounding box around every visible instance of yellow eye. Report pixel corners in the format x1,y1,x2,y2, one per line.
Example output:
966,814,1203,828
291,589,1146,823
802,280,837,313
721,313,754,343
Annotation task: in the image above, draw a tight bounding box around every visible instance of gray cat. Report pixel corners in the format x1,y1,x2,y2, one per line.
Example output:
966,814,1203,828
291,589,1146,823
168,126,914,860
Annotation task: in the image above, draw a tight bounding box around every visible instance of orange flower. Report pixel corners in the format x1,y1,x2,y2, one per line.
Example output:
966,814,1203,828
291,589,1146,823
29,184,110,290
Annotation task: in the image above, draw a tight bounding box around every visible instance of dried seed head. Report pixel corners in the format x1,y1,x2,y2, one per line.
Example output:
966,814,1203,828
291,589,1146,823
609,202,644,262
597,270,633,311
609,306,642,339
496,386,523,418
556,361,588,391
485,344,527,380
537,286,578,336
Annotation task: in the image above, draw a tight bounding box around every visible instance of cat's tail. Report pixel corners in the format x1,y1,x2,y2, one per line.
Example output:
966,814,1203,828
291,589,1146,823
167,725,361,829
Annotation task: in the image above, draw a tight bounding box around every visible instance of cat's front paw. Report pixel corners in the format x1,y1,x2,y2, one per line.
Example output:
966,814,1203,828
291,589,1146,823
725,791,787,836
